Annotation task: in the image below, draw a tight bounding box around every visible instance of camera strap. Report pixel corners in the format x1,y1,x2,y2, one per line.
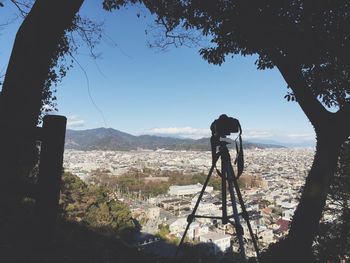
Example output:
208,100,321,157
210,119,244,179
234,122,244,178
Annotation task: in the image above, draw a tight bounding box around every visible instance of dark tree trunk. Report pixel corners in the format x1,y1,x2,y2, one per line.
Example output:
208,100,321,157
262,55,350,263
0,0,84,194
287,134,343,260
261,132,346,263
339,199,350,255
0,2,84,258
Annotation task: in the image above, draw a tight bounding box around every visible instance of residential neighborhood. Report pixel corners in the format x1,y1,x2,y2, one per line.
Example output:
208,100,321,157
63,148,315,257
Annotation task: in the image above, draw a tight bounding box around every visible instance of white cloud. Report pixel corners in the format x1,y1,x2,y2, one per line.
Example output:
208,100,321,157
67,115,85,128
286,133,315,140
149,127,210,139
146,126,315,144
244,129,315,143
244,129,275,139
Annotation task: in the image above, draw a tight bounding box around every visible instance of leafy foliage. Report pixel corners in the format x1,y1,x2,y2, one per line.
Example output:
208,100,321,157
39,14,103,121
1,1,103,121
60,172,139,238
156,224,170,239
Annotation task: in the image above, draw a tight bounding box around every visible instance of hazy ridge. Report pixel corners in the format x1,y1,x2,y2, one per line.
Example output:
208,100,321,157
65,128,285,151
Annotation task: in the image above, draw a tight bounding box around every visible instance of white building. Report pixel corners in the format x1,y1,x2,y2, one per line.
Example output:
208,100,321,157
176,223,210,241
257,229,274,244
200,232,231,254
168,183,213,196
282,209,294,221
168,217,187,234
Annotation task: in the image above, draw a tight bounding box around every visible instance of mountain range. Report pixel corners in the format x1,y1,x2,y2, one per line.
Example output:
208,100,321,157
65,128,285,151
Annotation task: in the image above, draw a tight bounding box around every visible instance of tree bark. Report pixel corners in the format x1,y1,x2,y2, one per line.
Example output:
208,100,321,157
0,5,85,259
0,1,84,259
261,52,350,262
281,61,350,259
287,132,343,260
0,0,84,192
261,131,346,263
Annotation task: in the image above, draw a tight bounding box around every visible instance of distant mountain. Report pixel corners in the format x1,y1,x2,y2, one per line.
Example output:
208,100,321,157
248,138,316,148
65,128,285,151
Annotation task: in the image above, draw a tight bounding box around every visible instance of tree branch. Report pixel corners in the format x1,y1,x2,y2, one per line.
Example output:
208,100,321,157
10,0,31,17
271,52,330,132
147,16,202,51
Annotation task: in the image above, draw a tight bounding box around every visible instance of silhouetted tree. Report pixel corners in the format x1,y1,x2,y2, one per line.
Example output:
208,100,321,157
0,0,84,204
314,139,350,262
0,4,88,258
103,1,350,261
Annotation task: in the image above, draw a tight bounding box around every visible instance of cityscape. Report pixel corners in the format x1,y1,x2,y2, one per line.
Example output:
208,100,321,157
64,147,314,258
1,1,349,262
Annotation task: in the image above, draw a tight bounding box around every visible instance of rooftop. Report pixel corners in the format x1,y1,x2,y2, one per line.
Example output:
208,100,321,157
200,231,231,241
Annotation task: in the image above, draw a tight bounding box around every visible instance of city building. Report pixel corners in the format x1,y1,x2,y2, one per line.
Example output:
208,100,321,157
169,183,213,196
200,231,231,254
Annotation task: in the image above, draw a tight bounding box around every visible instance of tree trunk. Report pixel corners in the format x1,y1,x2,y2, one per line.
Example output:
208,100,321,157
0,1,83,258
339,199,350,256
287,134,342,259
264,52,350,263
0,0,84,194
261,131,346,263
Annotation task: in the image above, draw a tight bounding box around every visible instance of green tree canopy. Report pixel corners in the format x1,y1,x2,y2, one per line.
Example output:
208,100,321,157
60,172,138,237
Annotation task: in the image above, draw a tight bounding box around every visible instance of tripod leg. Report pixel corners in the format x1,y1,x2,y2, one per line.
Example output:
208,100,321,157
221,153,228,224
220,146,246,259
175,153,220,257
226,165,246,260
229,165,261,261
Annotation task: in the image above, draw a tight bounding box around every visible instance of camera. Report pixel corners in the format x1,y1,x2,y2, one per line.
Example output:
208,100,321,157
210,114,240,137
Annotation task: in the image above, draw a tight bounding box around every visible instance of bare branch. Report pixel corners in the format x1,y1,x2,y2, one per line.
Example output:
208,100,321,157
9,0,32,17
71,16,103,59
147,18,203,51
68,51,108,128
102,32,133,59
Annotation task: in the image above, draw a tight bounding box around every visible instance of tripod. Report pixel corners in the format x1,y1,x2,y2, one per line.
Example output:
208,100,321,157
175,136,260,262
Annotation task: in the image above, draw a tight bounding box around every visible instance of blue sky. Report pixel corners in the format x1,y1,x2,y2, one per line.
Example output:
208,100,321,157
0,1,315,144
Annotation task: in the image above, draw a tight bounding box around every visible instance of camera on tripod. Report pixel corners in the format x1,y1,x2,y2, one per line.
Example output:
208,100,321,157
210,114,240,137
176,114,260,261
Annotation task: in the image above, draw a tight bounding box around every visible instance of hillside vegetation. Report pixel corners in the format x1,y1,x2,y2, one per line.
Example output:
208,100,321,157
60,172,139,239
1,171,248,263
